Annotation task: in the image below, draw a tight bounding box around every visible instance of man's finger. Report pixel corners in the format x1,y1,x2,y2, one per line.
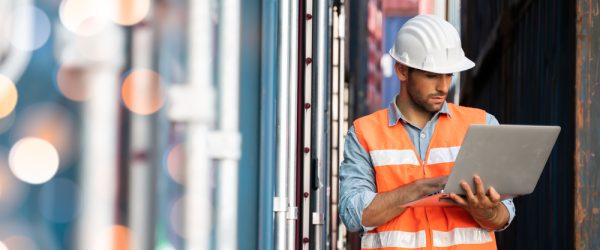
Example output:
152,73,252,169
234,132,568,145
460,181,478,204
448,193,468,208
488,186,501,203
473,175,486,199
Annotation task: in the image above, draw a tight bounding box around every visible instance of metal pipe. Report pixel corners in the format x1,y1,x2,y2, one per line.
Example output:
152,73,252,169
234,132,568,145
312,0,330,248
184,0,214,248
259,0,278,249
216,0,242,248
286,0,300,248
76,23,124,250
275,0,291,248
447,0,462,104
128,21,154,250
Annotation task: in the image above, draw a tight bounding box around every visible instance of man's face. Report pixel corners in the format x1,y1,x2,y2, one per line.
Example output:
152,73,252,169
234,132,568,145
403,67,453,113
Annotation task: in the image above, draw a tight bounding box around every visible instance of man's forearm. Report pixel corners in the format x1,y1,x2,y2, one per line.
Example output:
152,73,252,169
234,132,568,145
361,183,420,228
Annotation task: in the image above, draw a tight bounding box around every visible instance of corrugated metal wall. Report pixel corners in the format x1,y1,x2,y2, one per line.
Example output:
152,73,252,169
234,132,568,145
575,0,600,249
461,0,576,249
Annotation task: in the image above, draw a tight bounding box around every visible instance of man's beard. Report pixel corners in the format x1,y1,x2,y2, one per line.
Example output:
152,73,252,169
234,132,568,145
406,81,444,113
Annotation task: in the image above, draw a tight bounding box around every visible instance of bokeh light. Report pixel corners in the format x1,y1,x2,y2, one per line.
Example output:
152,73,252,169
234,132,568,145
75,24,124,62
110,225,130,250
169,196,185,238
59,0,108,36
0,241,7,250
121,69,165,115
13,103,76,169
0,75,18,119
0,148,30,216
9,137,59,185
0,113,16,136
111,0,151,26
8,5,51,51
166,144,185,184
2,235,38,250
38,178,80,223
168,195,210,240
56,65,89,101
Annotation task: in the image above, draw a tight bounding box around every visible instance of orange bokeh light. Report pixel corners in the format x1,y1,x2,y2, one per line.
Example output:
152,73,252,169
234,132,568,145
112,0,151,26
110,225,130,250
121,69,165,115
57,65,89,102
166,144,185,185
0,75,18,119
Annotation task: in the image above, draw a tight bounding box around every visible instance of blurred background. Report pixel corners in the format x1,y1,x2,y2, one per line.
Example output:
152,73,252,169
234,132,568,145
0,0,597,249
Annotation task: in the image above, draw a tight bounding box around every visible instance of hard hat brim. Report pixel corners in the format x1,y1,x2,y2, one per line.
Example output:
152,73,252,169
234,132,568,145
389,50,476,74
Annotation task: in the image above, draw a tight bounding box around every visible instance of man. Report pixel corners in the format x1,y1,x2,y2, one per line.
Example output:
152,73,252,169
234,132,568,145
339,15,516,249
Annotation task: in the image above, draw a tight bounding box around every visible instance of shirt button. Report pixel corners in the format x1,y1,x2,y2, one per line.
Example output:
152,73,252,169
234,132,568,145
420,133,426,139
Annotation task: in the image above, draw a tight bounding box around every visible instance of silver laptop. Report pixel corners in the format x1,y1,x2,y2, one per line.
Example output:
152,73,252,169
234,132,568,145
401,124,561,207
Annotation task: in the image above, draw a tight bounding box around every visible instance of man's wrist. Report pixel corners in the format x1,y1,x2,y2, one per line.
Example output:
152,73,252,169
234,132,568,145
474,203,507,230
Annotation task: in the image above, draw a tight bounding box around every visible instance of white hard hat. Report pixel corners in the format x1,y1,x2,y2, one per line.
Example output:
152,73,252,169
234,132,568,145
389,14,474,74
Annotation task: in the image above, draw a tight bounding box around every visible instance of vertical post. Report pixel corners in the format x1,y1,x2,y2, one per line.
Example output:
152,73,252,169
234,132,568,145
446,0,461,104
183,0,214,249
286,0,300,248
575,0,600,249
259,0,278,249
128,20,155,250
312,0,331,248
77,24,125,250
216,0,242,248
302,0,314,248
275,0,291,249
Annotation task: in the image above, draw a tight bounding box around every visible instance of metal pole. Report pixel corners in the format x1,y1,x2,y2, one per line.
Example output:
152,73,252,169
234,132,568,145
447,0,461,105
312,0,330,248
75,22,125,250
336,5,348,249
275,0,291,248
216,0,242,248
286,0,300,248
259,0,278,249
128,21,154,250
182,0,214,248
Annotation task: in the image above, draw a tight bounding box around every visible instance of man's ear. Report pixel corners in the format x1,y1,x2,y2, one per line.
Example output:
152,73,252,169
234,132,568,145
395,63,409,81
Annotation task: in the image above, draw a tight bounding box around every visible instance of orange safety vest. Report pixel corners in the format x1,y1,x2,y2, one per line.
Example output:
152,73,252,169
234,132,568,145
353,103,497,250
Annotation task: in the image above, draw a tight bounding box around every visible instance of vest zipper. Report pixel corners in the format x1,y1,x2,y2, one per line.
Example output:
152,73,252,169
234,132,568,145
424,207,433,250
421,160,433,249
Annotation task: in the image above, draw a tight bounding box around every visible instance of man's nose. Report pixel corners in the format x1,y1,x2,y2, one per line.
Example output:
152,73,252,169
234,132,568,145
437,75,452,94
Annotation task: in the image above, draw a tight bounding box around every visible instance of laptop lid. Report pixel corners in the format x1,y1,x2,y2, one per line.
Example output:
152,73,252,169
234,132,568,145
443,124,561,196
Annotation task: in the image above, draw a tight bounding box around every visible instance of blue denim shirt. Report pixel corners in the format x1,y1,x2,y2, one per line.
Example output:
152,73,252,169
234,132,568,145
339,99,516,233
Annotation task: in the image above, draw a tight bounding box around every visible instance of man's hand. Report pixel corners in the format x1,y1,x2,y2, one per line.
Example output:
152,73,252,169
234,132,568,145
448,175,509,230
415,175,448,197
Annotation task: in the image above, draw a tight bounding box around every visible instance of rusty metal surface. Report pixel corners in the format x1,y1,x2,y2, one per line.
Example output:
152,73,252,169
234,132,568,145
575,0,600,249
461,0,576,249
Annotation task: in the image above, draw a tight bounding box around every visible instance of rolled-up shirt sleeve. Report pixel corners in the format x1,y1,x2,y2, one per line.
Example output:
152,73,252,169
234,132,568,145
486,113,517,231
339,127,377,233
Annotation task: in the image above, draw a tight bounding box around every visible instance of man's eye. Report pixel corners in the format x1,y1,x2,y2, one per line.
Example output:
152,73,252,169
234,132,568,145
426,74,437,78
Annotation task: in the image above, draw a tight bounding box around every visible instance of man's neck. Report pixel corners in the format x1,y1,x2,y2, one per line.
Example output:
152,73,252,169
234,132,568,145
396,95,434,129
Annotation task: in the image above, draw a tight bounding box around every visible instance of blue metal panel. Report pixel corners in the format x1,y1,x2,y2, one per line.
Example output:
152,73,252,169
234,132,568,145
258,0,278,249
238,0,263,249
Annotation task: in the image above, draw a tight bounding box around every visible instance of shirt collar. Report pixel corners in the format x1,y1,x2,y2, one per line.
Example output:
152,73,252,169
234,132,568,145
387,95,452,127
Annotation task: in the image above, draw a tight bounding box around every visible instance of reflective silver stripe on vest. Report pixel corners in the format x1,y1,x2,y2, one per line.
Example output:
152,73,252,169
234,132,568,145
369,149,420,166
432,227,493,247
426,146,460,165
361,230,427,249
